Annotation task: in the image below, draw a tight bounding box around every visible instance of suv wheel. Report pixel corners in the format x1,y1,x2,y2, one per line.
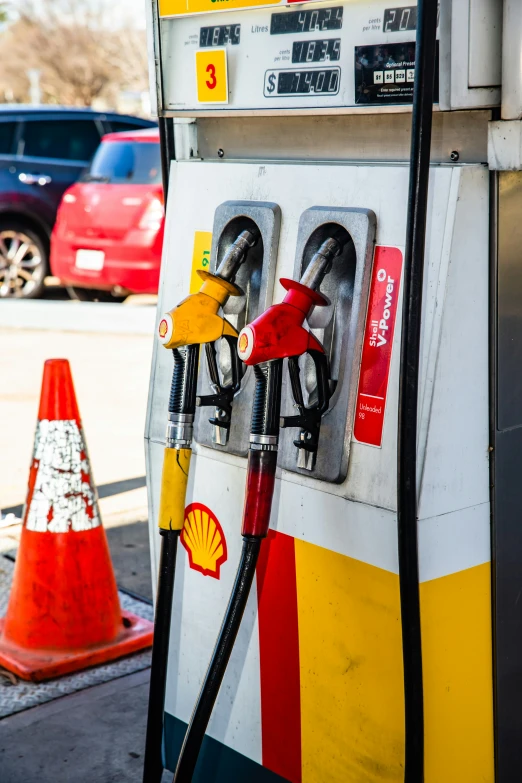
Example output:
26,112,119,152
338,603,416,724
0,221,48,299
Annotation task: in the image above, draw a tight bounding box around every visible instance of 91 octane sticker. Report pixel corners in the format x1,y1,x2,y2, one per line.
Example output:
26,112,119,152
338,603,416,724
353,246,403,447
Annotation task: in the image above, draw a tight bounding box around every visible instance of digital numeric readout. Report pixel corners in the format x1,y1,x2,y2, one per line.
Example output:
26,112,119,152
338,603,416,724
273,68,340,96
200,24,240,47
271,7,343,35
383,7,417,32
292,39,340,63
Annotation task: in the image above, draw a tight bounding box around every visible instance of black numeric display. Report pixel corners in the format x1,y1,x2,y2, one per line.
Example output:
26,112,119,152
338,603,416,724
383,7,417,32
292,38,341,63
200,24,241,47
276,68,340,95
271,7,343,35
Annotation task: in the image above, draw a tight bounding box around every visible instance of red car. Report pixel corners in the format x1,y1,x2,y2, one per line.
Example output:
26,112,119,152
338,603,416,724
51,128,164,301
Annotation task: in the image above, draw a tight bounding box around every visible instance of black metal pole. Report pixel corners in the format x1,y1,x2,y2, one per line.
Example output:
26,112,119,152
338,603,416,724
142,529,180,783
159,116,174,200
397,1,438,781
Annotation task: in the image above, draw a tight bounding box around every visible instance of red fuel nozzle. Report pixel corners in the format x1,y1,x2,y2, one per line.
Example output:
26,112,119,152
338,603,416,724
237,278,328,366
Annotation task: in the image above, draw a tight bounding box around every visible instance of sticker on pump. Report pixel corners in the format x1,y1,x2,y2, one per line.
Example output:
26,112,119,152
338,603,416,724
181,502,228,579
195,48,228,104
353,246,403,448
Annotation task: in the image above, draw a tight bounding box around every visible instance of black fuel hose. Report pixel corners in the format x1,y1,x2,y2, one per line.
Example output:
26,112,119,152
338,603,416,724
143,528,179,783
398,0,438,781
142,347,199,783
172,537,261,783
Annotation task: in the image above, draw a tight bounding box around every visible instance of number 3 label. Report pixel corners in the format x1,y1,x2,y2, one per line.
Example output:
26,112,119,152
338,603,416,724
206,63,217,90
195,49,228,103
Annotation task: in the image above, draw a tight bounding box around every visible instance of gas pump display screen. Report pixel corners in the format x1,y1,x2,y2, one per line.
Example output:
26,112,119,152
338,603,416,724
270,7,343,35
292,39,341,63
200,24,241,46
160,0,441,113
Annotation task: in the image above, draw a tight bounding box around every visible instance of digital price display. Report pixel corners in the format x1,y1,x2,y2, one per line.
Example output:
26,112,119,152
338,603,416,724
200,24,240,47
383,6,417,32
292,39,341,64
265,68,340,96
271,7,343,35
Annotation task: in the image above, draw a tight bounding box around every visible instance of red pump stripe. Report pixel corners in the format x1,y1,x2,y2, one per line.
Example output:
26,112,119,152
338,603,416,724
256,530,302,783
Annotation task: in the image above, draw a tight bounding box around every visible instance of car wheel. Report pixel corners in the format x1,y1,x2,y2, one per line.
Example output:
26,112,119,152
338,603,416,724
0,221,48,299
66,286,127,303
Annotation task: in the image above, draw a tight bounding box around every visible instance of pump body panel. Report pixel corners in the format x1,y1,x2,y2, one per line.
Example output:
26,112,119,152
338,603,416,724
145,160,493,782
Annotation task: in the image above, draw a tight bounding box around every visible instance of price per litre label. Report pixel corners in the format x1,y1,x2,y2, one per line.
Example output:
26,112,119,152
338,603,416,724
195,48,228,104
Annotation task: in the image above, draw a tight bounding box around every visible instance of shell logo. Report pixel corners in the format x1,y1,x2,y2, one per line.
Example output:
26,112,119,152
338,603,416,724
158,319,168,339
238,332,249,354
181,503,228,579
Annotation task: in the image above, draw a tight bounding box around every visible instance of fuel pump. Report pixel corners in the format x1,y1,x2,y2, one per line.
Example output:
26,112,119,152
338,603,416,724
142,228,259,783
145,0,511,777
172,238,342,782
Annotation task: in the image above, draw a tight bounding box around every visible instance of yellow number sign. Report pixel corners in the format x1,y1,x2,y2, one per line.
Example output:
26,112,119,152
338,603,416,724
190,231,212,293
195,49,228,104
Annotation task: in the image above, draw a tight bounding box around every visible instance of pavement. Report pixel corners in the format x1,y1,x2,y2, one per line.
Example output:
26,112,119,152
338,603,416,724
0,670,172,783
0,295,162,781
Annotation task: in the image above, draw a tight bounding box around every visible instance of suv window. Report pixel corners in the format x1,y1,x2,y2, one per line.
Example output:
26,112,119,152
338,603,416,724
0,121,17,155
86,141,161,185
107,120,152,133
22,119,101,162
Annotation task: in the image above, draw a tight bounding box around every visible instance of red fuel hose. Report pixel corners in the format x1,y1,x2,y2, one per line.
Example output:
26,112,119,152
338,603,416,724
172,361,282,783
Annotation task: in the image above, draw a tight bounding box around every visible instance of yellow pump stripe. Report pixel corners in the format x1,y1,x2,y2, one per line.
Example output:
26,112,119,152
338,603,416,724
421,562,494,783
294,539,494,782
158,448,191,531
295,540,405,782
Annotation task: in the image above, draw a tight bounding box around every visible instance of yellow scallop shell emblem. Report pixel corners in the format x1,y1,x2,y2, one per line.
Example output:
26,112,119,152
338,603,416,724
238,332,249,354
158,319,168,338
181,503,228,579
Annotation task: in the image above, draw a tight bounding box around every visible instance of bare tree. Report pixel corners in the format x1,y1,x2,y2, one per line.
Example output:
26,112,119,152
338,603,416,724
0,0,148,107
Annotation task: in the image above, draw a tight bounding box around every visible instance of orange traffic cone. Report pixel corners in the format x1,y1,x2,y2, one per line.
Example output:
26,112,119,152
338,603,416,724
0,359,153,681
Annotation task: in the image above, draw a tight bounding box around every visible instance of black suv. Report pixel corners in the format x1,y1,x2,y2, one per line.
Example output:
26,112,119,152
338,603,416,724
0,106,156,298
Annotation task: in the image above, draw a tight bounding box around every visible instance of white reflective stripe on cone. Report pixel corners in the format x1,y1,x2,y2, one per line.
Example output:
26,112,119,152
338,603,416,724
26,419,101,534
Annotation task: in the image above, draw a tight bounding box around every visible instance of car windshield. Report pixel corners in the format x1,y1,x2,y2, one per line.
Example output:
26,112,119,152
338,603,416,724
83,141,161,184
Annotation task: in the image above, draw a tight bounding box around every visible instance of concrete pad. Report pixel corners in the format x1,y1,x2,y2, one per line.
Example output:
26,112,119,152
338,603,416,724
0,300,156,335
0,669,174,783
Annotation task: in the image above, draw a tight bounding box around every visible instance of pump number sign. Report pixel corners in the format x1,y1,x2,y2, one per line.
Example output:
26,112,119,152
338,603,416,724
195,48,228,103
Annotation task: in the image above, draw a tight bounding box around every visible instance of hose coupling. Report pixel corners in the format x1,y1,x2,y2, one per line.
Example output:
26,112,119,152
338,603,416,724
166,412,194,447
249,434,278,452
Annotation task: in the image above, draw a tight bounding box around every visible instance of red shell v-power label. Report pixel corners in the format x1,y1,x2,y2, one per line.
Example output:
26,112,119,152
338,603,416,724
354,246,403,447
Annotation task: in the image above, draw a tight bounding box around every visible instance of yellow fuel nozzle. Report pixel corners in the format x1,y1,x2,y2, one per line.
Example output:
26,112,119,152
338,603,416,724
157,271,241,350
157,226,260,350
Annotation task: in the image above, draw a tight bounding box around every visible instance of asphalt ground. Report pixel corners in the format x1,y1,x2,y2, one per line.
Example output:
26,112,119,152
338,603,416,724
0,670,173,783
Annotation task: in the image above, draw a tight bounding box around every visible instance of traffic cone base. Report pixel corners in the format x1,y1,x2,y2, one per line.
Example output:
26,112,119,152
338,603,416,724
0,359,154,681
0,610,153,682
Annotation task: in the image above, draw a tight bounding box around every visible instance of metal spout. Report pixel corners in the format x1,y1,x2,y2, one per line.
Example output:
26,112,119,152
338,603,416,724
216,228,260,282
300,237,342,292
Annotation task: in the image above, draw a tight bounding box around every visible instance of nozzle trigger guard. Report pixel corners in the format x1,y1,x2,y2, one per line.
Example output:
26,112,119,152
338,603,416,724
280,349,331,466
197,334,243,433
